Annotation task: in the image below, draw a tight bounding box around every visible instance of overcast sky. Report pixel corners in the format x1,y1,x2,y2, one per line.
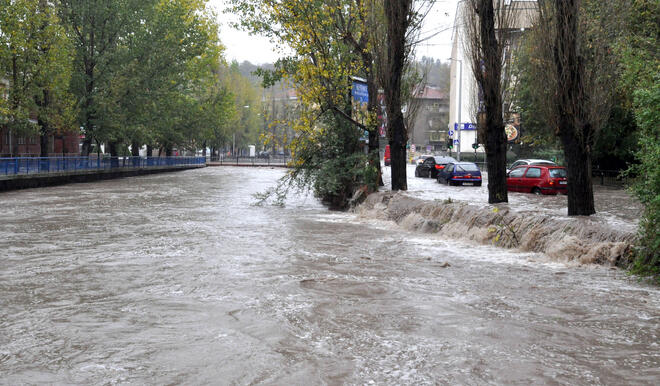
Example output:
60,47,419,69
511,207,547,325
208,0,460,65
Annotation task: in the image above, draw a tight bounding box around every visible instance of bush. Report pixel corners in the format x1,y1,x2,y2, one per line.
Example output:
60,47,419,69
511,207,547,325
627,81,660,283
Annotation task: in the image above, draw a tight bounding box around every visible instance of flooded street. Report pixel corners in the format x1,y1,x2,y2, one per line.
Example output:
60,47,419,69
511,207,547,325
1,167,658,384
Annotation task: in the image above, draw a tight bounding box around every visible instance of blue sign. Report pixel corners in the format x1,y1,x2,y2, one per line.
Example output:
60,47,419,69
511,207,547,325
454,123,477,131
453,139,460,145
351,81,369,103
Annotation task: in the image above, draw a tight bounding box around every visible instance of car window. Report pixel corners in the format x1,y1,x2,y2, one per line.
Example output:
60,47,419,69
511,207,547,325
444,164,454,172
525,167,542,178
511,161,524,168
423,158,434,165
549,168,567,178
509,168,525,177
456,163,479,172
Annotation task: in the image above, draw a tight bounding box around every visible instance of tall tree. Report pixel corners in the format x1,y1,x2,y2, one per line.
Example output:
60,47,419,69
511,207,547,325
383,0,415,191
229,0,379,206
463,0,514,203
0,0,75,156
531,0,616,215
58,0,150,155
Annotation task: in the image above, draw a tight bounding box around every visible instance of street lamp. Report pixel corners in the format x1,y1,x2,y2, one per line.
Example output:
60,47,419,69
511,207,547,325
448,57,462,161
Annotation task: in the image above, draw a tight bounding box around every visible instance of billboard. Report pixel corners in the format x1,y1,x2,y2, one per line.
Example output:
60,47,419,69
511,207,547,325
351,77,369,140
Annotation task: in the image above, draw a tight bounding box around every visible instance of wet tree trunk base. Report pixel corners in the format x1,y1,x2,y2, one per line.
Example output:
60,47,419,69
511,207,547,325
561,133,596,216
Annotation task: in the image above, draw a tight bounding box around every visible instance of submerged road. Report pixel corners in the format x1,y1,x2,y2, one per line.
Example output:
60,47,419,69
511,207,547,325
0,167,657,384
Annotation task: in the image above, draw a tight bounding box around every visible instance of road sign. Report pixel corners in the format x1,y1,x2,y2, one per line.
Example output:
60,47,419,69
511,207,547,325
453,139,460,145
448,130,454,137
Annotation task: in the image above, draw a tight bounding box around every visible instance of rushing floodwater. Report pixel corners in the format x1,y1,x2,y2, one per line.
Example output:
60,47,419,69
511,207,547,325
0,167,658,385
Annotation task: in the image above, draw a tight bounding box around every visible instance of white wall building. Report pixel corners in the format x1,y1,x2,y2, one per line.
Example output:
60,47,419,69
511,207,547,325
448,0,538,160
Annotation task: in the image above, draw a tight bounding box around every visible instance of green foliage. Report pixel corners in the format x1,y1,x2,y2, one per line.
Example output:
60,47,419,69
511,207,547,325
229,0,379,207
614,0,660,282
627,81,660,283
0,0,76,148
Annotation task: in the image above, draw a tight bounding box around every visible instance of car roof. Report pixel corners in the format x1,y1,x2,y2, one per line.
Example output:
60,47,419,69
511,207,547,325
512,164,564,170
433,156,457,162
516,159,556,164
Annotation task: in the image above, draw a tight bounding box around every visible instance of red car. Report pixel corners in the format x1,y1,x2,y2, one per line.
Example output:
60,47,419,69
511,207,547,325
383,145,391,166
507,165,568,195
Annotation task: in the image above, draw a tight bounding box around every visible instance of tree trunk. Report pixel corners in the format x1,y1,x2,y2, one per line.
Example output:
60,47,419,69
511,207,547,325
554,0,596,216
477,0,508,203
560,128,595,215
147,144,153,157
81,139,92,156
39,133,49,157
384,0,412,191
131,141,140,156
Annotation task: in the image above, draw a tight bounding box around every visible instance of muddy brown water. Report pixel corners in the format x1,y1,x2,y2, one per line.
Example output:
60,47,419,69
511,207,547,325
1,167,658,384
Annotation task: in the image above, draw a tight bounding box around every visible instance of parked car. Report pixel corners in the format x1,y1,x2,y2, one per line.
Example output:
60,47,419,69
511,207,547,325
507,159,556,173
411,154,433,165
436,162,482,186
415,156,457,178
384,145,391,166
507,165,568,195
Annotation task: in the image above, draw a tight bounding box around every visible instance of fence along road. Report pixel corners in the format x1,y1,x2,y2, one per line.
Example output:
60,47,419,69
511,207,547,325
0,156,206,191
206,155,292,167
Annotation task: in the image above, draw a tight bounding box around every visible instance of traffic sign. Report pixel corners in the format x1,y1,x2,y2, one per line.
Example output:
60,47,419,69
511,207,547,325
453,139,460,145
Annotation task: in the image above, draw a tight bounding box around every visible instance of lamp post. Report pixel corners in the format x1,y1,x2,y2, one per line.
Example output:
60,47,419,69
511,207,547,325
448,57,462,161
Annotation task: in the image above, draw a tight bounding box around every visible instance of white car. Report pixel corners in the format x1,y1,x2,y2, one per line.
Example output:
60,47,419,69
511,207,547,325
507,159,556,173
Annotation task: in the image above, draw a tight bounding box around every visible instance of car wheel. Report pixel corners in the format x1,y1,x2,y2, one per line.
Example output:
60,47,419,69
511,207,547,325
415,169,419,177
475,182,482,187
446,178,452,186
532,187,542,195
428,170,432,178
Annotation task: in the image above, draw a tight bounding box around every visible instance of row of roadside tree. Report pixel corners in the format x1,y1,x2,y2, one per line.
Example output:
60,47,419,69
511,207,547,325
0,0,267,159
230,0,658,281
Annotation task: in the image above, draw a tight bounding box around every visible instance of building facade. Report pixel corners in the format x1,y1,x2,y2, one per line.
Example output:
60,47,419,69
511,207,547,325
448,0,537,158
0,78,80,157
408,85,450,153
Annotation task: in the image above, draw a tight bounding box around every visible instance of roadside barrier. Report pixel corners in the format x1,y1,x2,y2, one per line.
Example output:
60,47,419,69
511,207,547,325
0,156,205,176
207,155,291,166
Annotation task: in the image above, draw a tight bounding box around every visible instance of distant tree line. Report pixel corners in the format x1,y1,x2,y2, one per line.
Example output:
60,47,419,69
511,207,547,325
0,0,268,158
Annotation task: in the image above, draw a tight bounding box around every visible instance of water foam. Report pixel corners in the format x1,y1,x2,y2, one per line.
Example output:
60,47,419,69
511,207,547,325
355,192,636,267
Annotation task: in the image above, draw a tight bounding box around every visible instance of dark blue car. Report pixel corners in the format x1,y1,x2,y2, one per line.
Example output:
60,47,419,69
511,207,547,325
436,162,482,186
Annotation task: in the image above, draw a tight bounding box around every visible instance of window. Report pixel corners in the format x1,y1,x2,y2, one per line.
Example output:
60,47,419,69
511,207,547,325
525,167,542,178
509,168,525,177
549,168,567,178
429,131,445,142
17,137,25,145
456,163,479,172
423,158,434,165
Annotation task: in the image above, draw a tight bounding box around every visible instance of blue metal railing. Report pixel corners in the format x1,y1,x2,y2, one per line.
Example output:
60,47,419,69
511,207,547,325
0,156,205,176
